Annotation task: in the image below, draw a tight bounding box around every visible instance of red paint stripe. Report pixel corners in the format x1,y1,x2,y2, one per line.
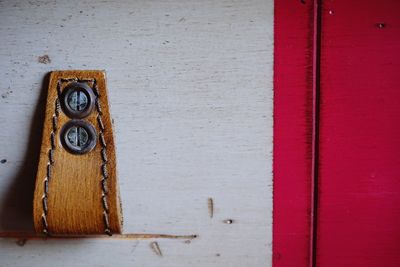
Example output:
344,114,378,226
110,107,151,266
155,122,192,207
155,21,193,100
273,1,316,266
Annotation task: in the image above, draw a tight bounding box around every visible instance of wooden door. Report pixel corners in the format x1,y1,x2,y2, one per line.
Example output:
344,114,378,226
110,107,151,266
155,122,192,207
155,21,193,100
274,1,400,266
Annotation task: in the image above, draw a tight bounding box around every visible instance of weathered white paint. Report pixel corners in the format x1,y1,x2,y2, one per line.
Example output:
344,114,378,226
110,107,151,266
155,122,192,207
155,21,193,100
0,0,273,266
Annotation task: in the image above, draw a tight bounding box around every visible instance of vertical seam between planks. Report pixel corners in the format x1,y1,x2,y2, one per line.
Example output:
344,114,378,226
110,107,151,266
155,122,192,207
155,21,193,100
311,0,322,266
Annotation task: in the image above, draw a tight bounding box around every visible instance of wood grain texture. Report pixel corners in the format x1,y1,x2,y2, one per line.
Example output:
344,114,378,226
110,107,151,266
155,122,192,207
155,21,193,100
33,70,123,235
0,0,273,266
316,1,400,266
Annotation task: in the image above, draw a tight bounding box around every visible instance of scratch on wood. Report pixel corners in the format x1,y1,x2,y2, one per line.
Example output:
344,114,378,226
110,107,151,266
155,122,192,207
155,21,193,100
130,241,139,253
208,197,214,218
150,241,162,256
0,232,198,240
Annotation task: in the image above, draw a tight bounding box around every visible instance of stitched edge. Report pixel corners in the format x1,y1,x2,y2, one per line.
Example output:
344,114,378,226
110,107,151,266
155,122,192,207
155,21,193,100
41,81,61,235
41,78,112,236
93,79,112,236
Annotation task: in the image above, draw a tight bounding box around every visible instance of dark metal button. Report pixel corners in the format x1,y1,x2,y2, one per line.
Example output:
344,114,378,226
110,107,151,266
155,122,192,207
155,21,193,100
61,82,95,118
60,120,97,154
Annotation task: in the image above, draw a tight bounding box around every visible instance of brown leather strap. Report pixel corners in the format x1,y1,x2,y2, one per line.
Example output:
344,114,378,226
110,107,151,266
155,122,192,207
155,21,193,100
33,70,123,235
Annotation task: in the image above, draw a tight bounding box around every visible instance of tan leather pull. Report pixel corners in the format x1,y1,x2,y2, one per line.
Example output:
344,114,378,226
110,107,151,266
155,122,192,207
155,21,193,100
33,70,123,235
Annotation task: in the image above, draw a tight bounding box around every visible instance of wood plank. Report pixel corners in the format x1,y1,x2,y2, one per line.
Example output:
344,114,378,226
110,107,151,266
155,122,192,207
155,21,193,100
316,1,400,266
273,0,314,266
0,0,273,266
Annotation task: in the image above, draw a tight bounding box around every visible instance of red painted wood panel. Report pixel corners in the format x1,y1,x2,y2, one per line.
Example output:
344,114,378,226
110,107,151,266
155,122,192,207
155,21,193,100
273,1,315,266
317,1,400,266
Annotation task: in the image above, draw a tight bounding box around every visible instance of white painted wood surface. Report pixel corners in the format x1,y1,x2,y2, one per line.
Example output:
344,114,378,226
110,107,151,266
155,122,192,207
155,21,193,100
0,0,273,266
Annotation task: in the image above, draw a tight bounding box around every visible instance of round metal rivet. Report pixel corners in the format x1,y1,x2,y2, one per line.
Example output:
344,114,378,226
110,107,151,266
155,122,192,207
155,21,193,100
61,82,95,118
60,120,97,154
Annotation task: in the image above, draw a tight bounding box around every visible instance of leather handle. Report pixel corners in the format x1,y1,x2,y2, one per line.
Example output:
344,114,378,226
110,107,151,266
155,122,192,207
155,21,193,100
33,70,123,235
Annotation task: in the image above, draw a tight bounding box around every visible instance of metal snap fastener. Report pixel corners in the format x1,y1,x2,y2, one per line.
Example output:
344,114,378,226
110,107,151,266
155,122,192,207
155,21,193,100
61,82,95,118
60,120,97,154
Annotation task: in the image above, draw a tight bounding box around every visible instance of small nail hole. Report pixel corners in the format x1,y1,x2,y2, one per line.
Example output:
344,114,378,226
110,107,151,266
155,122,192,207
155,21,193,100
377,23,386,29
16,239,27,246
223,219,234,224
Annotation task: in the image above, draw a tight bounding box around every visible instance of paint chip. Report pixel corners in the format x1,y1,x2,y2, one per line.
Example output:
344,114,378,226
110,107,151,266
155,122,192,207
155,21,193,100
1,90,12,99
38,55,51,64
0,159,6,164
